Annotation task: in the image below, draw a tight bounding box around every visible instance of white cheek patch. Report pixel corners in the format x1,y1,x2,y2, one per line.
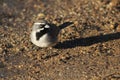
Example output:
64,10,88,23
34,22,45,27
45,25,50,28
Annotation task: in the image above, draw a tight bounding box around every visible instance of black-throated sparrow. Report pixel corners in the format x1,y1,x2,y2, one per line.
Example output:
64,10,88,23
30,20,60,47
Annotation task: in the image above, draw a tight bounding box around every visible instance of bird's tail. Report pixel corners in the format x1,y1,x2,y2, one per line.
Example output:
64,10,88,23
58,22,73,30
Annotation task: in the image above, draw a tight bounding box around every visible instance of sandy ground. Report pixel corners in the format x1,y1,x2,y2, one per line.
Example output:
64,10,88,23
0,0,120,80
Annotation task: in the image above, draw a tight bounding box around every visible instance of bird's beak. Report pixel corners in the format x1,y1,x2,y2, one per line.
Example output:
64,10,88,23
45,25,50,28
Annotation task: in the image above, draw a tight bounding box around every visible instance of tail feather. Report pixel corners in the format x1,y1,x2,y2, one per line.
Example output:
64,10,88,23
59,22,73,30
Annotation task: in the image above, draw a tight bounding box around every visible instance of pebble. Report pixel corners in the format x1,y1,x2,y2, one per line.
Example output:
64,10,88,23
0,62,5,68
110,24,114,29
5,43,13,48
0,48,3,53
36,13,45,20
116,24,120,31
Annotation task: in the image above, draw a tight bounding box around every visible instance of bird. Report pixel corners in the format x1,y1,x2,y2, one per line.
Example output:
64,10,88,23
30,20,60,47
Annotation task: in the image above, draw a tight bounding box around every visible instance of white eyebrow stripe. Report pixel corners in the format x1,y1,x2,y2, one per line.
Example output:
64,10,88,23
34,22,45,25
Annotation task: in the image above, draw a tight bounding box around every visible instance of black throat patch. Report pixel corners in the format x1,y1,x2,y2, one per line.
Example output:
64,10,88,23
36,28,49,40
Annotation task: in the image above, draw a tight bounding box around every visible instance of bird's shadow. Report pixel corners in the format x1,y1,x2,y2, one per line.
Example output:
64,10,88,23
55,25,120,49
53,22,120,49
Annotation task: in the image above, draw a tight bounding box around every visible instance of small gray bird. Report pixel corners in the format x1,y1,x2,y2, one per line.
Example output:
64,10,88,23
30,20,60,47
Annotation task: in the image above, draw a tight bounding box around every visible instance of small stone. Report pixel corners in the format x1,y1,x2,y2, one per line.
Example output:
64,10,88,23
0,62,5,68
107,0,118,9
5,43,13,48
0,48,3,53
18,65,23,68
36,13,45,20
116,24,120,31
74,21,78,26
110,24,114,29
